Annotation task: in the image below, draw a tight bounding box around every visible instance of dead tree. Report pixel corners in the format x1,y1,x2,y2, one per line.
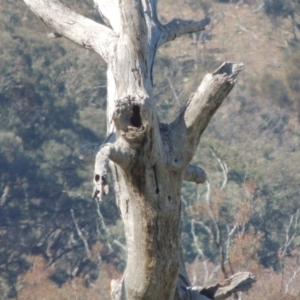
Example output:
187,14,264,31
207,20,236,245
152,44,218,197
22,0,255,299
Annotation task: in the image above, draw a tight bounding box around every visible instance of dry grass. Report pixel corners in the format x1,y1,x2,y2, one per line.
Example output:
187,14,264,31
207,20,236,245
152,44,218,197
18,255,122,300
158,1,286,77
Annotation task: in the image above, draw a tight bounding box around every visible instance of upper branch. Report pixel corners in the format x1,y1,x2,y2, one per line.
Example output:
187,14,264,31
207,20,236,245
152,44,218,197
93,0,122,33
170,62,244,159
159,17,211,46
141,0,158,22
118,0,148,43
23,0,117,61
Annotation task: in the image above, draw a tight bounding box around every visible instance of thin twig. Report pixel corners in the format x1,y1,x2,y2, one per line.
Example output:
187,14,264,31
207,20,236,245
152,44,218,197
70,209,91,258
191,219,209,284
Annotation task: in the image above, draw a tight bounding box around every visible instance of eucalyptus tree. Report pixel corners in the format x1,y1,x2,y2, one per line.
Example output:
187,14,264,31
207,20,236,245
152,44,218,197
22,0,255,299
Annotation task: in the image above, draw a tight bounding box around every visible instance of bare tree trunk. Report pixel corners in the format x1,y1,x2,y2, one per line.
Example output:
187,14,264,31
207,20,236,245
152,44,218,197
22,0,255,299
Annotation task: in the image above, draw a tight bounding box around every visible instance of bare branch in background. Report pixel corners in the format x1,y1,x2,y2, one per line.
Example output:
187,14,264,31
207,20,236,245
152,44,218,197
279,210,299,259
211,150,228,190
70,209,91,258
285,265,300,294
191,219,209,284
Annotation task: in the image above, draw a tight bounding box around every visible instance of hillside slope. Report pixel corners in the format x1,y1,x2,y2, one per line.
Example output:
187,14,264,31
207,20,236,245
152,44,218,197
1,0,300,299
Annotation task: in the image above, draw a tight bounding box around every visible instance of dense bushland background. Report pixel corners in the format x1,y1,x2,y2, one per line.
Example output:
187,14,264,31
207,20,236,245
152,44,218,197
1,0,300,299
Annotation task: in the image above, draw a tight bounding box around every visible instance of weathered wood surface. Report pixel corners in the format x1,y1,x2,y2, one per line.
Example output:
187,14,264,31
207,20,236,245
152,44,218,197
22,0,253,299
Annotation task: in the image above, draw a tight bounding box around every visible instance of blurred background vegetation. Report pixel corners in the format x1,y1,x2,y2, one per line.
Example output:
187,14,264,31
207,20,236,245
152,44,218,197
1,0,300,299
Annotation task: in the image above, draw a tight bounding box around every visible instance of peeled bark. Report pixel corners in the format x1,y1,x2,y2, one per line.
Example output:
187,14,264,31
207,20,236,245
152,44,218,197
22,0,255,299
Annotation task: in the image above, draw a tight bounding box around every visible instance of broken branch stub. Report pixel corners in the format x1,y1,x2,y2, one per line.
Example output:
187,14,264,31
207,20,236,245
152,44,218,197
199,272,256,300
184,164,207,184
93,146,111,201
93,139,132,200
170,62,244,160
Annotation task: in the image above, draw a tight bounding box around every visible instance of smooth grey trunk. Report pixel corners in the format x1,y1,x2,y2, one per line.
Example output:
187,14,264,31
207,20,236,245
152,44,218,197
22,0,255,299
